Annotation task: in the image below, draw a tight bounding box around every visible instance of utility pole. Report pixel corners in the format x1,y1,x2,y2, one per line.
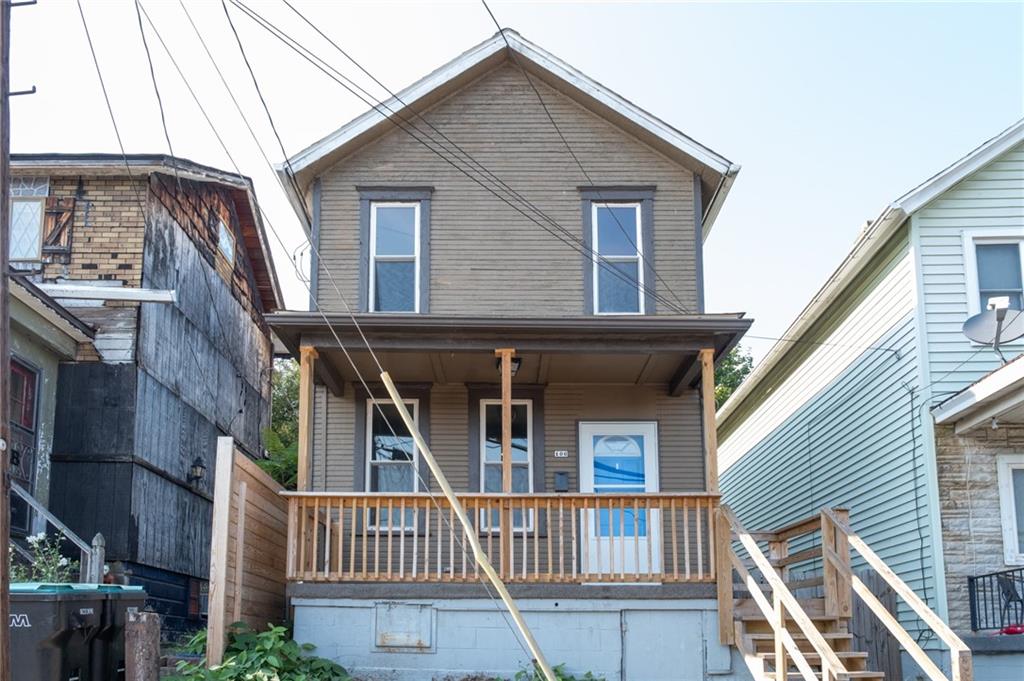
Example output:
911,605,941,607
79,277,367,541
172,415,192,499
0,0,12,679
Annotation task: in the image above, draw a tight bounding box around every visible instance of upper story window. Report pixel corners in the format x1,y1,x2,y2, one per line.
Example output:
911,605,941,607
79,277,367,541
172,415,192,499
580,188,655,315
593,203,644,314
997,454,1024,565
9,176,49,268
370,202,420,312
216,218,235,264
964,230,1024,315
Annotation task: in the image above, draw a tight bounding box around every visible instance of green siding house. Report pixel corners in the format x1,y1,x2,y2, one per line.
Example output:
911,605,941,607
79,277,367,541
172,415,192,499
718,118,1024,680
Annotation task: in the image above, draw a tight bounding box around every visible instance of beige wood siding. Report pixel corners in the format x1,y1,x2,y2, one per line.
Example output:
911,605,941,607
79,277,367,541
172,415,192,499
310,382,705,493
316,64,698,315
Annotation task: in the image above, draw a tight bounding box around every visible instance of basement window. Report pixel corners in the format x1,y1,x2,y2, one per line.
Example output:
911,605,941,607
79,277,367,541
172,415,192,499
217,218,235,264
9,176,49,269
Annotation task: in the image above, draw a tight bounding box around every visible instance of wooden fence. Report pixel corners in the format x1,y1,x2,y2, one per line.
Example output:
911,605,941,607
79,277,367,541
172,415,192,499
207,437,289,666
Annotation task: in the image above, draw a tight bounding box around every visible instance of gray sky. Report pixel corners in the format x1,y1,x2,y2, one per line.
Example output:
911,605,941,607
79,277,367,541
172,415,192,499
10,1,1023,361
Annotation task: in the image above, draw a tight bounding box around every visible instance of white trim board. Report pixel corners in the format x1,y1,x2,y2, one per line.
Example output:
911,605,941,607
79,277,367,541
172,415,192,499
932,355,1024,433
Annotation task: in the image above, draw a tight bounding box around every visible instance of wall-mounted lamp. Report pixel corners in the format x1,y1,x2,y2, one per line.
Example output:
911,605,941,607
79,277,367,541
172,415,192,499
188,456,207,485
495,356,522,377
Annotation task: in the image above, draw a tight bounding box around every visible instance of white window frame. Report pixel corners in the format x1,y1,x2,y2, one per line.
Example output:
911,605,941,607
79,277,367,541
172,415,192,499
591,202,644,315
997,453,1024,565
9,197,46,264
479,398,533,530
216,218,236,264
962,227,1024,318
365,398,419,529
369,201,420,313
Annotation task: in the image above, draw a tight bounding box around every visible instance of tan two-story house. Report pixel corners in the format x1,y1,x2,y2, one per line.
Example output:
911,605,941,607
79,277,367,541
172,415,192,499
267,30,753,681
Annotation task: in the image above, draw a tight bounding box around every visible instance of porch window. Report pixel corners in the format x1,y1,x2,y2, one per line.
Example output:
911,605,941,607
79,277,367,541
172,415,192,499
365,399,418,527
9,176,48,269
480,399,533,529
369,202,420,312
997,454,1024,564
592,202,644,314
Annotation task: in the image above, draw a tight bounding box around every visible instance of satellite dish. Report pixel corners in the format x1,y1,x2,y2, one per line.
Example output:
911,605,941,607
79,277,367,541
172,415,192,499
963,306,1024,364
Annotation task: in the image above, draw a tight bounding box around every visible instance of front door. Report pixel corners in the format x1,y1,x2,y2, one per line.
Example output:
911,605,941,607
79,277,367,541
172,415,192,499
579,421,660,577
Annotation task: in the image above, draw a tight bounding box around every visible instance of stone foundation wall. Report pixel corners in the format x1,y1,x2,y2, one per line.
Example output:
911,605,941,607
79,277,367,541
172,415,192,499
934,423,1024,633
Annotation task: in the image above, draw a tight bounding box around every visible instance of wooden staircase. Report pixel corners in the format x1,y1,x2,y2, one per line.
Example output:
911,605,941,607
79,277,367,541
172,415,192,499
714,506,973,681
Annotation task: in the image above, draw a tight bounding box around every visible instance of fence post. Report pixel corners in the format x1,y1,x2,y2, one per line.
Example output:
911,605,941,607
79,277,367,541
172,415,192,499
833,508,852,618
715,506,734,645
85,533,105,583
821,510,839,617
207,437,235,667
125,610,161,681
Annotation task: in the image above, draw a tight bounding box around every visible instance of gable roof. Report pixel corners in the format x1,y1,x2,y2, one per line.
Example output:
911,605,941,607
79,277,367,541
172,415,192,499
11,153,282,312
717,117,1024,428
278,29,739,240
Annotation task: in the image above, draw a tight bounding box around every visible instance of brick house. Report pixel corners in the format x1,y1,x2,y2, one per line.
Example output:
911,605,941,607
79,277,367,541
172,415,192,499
8,154,280,634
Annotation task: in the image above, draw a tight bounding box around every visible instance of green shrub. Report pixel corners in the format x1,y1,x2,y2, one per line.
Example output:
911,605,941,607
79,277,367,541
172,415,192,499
166,623,351,681
514,663,604,681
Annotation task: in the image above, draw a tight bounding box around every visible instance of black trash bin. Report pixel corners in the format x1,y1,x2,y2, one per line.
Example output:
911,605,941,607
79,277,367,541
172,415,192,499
10,583,104,681
89,584,146,681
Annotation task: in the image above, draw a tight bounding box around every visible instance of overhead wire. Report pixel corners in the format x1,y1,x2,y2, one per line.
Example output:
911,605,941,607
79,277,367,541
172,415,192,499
227,0,689,317
142,1,536,660
480,0,690,314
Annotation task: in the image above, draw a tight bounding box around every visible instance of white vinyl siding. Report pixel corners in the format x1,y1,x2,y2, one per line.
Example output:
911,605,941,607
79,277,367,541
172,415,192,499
719,232,942,636
916,140,1024,398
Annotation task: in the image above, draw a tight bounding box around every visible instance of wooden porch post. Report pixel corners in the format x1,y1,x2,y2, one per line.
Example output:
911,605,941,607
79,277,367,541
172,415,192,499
496,348,515,578
297,346,318,492
699,348,719,494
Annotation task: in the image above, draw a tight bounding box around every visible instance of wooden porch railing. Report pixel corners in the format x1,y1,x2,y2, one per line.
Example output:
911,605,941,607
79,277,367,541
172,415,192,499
283,492,719,584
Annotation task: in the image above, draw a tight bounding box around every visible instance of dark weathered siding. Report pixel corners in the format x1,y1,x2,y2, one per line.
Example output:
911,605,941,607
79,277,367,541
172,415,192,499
315,64,698,315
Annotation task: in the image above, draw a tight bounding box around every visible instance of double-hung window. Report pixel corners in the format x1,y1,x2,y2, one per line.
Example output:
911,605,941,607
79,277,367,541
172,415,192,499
365,398,418,528
592,202,644,314
997,454,1024,564
369,202,420,312
480,399,533,529
965,231,1024,315
9,176,49,269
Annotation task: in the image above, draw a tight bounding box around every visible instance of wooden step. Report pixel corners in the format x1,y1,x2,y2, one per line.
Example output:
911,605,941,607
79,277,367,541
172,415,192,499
748,630,854,653
759,650,869,672
785,673,883,680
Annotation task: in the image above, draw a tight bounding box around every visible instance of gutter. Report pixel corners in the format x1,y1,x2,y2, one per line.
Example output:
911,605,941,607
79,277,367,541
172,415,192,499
701,163,742,240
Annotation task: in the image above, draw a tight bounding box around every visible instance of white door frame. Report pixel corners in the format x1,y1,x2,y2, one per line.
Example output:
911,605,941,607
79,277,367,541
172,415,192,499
579,421,661,578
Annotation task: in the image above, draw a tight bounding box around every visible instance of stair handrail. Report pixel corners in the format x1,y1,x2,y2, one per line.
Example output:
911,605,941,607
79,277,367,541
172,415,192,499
11,480,105,583
820,507,973,681
721,504,850,681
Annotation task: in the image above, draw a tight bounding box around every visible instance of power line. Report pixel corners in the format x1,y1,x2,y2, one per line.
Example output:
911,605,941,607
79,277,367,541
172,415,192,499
480,0,690,314
228,0,688,316
141,2,536,660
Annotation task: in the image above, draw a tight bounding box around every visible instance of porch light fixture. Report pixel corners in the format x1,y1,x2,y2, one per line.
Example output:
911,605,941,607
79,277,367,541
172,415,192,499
495,356,522,377
188,456,207,485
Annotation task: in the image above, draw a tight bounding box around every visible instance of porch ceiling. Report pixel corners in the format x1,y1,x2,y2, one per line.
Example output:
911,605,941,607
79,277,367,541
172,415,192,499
269,313,751,393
